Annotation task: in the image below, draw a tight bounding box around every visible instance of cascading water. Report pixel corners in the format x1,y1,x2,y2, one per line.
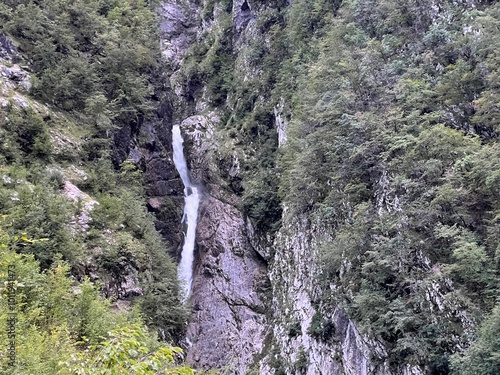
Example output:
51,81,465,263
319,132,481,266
172,124,200,301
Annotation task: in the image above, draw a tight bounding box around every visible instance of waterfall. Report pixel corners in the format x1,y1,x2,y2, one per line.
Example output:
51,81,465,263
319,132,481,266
172,124,200,301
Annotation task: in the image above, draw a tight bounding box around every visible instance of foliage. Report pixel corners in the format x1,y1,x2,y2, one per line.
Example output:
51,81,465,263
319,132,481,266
60,324,194,375
0,107,51,162
181,0,500,369
0,164,82,268
0,0,159,127
0,0,186,346
80,160,187,340
269,0,500,371
307,311,335,342
451,303,500,375
0,219,192,374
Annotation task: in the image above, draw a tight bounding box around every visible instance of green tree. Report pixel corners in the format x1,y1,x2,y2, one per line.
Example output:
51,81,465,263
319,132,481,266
452,303,500,375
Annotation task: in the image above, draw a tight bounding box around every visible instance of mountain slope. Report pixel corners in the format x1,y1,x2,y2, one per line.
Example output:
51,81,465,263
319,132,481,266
162,0,499,374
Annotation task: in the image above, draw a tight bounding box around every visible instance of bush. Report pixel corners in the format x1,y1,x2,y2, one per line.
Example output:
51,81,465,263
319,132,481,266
3,108,52,161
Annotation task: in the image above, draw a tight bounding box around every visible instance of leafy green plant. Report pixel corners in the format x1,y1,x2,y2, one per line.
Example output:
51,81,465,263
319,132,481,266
60,324,194,375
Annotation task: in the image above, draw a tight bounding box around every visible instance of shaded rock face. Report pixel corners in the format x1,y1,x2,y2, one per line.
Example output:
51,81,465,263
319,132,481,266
159,2,198,69
110,77,185,252
0,34,34,108
139,116,185,252
0,33,19,61
115,2,204,254
187,193,267,373
233,0,255,35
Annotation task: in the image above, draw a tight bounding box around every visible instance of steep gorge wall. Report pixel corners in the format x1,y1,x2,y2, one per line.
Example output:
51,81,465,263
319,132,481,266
179,114,268,373
264,214,425,375
153,0,478,374
154,1,399,373
154,1,393,373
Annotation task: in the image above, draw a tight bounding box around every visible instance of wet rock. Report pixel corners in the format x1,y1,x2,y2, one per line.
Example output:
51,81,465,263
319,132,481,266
173,107,268,373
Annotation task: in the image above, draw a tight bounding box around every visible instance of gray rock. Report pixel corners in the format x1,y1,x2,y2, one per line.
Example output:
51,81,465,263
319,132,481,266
233,0,255,34
63,181,99,233
128,148,143,164
187,194,267,374
159,2,199,69
263,215,418,375
274,97,289,147
0,34,18,60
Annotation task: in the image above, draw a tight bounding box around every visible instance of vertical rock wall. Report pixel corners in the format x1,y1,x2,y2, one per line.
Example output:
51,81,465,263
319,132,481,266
263,214,422,375
157,2,270,371
179,115,268,373
154,1,400,373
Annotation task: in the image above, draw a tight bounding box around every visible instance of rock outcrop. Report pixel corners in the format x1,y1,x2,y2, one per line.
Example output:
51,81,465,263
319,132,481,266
155,1,406,374
62,180,99,233
176,113,268,373
263,215,425,375
0,33,35,108
187,192,267,373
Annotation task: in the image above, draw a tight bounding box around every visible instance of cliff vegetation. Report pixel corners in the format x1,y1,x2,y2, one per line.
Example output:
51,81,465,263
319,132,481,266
176,0,500,373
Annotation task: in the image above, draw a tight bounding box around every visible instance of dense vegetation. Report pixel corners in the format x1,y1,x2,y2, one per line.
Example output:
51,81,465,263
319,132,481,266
0,226,192,374
0,0,190,373
281,0,500,373
180,0,500,373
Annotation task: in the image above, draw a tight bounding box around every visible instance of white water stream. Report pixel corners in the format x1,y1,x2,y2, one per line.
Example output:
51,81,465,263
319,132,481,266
172,125,200,301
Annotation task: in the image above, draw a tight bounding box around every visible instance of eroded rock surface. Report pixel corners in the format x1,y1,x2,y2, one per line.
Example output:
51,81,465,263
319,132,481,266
159,1,199,70
63,180,99,233
156,1,464,374
187,193,267,373
264,216,423,375
0,34,35,108
174,114,268,373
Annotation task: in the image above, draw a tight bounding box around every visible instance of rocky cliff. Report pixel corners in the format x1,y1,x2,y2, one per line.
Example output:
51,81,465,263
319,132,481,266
154,1,391,373
155,0,487,374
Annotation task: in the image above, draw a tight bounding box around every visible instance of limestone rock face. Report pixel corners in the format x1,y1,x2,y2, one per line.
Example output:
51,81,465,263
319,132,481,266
62,181,99,233
274,97,289,148
263,216,423,375
159,2,198,69
0,34,18,60
0,34,34,108
187,193,267,373
175,114,268,374
139,120,185,251
233,0,255,35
